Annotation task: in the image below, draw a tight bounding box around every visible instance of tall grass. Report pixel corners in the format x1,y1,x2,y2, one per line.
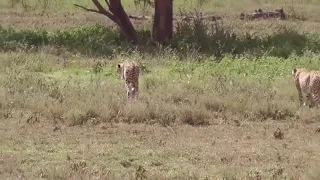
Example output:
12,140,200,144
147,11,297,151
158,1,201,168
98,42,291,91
2,51,320,128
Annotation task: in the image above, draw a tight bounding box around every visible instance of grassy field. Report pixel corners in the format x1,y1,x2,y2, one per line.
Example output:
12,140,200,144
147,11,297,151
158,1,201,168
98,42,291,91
2,51,320,180
1,0,320,179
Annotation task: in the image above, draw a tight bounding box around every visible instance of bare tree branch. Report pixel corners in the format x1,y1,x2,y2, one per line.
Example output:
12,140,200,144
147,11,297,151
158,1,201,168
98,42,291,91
104,0,111,9
74,4,100,14
75,0,137,43
74,0,117,22
91,0,112,16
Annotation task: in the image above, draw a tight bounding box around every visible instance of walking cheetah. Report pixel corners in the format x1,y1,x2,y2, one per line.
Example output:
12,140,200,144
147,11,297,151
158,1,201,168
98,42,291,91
117,61,140,100
292,68,320,108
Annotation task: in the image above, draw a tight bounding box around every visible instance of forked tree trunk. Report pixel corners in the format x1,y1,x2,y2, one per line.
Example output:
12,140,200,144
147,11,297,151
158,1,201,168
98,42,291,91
152,0,173,43
109,0,137,43
74,0,138,44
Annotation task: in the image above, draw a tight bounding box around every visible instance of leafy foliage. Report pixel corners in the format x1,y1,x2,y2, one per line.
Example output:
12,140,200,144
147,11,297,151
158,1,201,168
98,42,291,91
0,21,320,58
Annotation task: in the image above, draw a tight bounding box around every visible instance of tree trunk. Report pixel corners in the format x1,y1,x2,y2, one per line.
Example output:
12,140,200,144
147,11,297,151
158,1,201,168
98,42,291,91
109,0,138,43
152,0,173,43
74,0,138,44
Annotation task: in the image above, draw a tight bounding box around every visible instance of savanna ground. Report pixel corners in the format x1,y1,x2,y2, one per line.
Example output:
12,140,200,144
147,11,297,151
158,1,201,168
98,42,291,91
1,0,320,179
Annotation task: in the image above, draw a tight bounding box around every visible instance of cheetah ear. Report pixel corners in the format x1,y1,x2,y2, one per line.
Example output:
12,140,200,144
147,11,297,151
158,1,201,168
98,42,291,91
293,68,297,74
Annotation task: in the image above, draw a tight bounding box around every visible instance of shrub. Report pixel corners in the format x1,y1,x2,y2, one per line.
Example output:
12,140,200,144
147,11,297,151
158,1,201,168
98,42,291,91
0,21,320,58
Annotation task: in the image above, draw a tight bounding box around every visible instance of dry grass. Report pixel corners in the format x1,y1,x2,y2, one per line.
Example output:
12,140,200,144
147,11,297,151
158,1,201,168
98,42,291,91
1,120,320,179
1,0,320,179
1,0,320,31
1,51,320,179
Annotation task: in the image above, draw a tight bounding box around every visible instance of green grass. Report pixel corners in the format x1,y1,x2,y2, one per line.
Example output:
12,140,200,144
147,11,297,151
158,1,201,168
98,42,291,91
1,0,320,179
2,51,320,126
1,51,320,179
1,23,320,58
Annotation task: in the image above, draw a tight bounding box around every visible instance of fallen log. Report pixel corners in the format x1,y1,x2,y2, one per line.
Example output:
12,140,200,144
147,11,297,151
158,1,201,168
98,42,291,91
128,14,223,21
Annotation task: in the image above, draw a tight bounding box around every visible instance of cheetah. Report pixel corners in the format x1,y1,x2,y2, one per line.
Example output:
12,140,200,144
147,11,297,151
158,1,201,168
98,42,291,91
117,61,140,100
292,68,320,108
265,8,286,20
240,8,285,20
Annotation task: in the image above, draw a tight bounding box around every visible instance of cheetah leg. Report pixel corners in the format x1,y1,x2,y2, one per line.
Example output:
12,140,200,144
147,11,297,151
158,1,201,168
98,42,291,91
127,83,137,100
297,91,306,117
127,80,138,101
131,90,137,100
311,93,320,108
308,94,315,108
309,77,320,108
297,89,304,107
133,83,139,100
129,90,138,101
126,90,131,99
125,84,132,99
128,89,135,99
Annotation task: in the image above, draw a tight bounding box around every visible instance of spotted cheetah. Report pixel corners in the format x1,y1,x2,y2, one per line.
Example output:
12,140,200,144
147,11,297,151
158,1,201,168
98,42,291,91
117,61,140,100
292,68,320,108
240,8,285,20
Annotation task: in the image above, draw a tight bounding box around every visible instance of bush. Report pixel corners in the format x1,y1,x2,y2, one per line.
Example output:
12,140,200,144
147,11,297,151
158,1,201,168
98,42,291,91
0,20,320,58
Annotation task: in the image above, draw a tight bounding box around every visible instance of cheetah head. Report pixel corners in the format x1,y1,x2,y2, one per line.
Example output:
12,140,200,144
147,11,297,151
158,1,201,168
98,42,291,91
292,68,308,77
117,63,124,79
255,9,263,13
275,8,286,19
275,8,284,13
292,68,297,75
240,13,245,20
